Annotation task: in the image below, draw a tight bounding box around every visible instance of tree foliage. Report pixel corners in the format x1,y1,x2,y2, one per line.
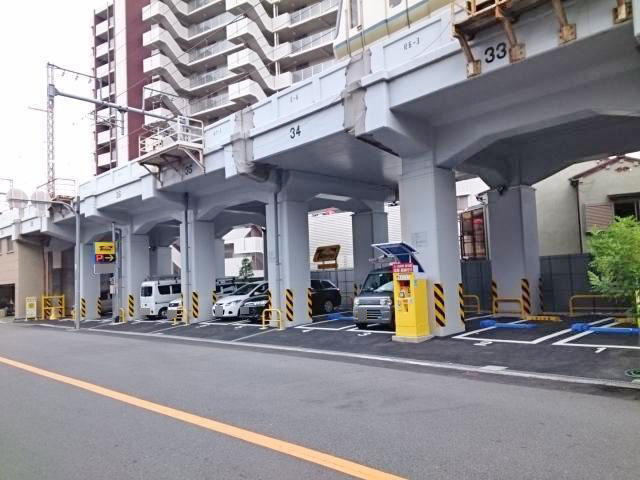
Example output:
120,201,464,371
588,216,640,322
238,257,254,281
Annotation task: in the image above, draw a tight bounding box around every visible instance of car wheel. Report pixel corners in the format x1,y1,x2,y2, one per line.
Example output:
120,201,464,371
322,299,334,314
159,308,168,319
355,323,367,330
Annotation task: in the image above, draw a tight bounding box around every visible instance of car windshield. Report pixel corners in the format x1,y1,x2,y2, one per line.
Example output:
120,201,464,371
232,283,260,296
375,281,394,293
361,272,393,293
140,286,153,297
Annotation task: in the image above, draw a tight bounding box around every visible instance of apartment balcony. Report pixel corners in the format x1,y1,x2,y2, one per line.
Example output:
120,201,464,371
227,48,291,92
144,107,176,126
276,0,340,39
228,78,267,104
96,151,117,168
153,0,225,21
226,17,292,63
143,80,189,116
188,91,235,119
96,129,115,146
143,25,239,71
95,18,114,39
95,107,116,124
144,53,237,95
142,1,233,46
225,0,274,34
96,84,115,101
291,58,336,84
96,62,114,81
283,26,335,68
95,39,115,61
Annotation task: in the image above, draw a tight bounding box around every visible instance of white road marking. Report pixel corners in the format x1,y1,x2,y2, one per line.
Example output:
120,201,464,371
455,318,612,345
295,317,345,327
465,314,494,321
232,329,276,342
152,324,189,334
84,328,640,391
595,348,606,353
473,341,493,346
294,325,355,332
480,365,508,371
347,328,394,335
552,319,617,346
357,332,371,337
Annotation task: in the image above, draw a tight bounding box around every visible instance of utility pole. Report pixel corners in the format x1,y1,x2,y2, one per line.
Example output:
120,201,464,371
46,63,56,199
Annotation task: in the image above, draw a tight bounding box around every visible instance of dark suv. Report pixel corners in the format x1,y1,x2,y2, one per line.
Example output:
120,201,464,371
238,280,341,320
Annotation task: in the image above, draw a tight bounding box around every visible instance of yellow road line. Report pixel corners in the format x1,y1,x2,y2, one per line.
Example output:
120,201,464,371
0,355,405,480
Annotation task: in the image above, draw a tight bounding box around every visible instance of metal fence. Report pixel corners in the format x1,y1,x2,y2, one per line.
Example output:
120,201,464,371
460,259,493,312
311,268,355,308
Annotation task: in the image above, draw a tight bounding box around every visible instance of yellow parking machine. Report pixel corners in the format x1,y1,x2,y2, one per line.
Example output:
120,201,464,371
372,243,431,343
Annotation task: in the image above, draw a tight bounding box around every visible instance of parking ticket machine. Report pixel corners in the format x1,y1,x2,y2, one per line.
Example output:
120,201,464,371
373,243,431,343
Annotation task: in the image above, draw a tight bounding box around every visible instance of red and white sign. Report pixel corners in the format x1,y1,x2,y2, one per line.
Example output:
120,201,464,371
392,262,414,274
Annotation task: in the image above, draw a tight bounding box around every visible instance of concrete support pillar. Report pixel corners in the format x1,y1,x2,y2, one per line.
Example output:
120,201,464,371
265,194,310,327
352,204,389,288
213,238,225,280
122,231,150,320
180,212,217,322
399,155,463,336
80,243,101,320
149,246,172,277
487,186,540,314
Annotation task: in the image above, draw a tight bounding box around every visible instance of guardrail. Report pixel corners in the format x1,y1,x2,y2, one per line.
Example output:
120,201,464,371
569,294,631,317
493,297,524,318
462,294,481,314
261,308,282,330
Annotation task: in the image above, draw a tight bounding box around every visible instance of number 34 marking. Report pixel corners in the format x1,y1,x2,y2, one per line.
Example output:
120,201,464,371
484,42,507,63
289,125,301,139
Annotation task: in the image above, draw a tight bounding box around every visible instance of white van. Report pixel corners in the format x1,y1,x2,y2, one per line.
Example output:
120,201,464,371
140,277,181,319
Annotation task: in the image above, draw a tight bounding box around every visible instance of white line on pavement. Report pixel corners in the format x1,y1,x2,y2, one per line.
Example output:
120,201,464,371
231,329,276,342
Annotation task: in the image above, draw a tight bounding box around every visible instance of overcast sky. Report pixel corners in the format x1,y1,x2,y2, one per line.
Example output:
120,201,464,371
0,1,105,198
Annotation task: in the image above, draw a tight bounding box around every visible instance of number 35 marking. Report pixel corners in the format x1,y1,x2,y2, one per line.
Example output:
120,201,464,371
484,42,507,63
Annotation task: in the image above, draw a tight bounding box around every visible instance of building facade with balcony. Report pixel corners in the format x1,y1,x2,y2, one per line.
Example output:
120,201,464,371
141,0,339,125
92,0,152,175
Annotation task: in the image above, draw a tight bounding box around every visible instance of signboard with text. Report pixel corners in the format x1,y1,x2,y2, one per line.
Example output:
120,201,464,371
95,242,116,264
392,262,414,274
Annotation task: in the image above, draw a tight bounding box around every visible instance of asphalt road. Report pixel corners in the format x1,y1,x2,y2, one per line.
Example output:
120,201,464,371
0,323,639,480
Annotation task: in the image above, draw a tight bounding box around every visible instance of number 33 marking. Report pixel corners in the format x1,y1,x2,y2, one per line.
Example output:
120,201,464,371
484,42,507,63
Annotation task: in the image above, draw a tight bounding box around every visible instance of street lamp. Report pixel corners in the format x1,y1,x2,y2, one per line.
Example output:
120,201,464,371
8,194,81,330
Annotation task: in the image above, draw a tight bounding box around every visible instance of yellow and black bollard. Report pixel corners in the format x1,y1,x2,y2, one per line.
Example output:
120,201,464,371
97,297,103,318
434,283,446,328
491,280,498,314
128,294,135,320
521,278,531,316
265,290,272,322
80,298,87,320
538,277,544,313
458,283,465,325
212,291,218,305
307,288,313,321
285,289,294,323
191,291,199,323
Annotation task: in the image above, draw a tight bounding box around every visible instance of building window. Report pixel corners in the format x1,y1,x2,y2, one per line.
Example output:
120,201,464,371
5,238,13,254
613,199,639,220
224,243,234,259
459,209,486,259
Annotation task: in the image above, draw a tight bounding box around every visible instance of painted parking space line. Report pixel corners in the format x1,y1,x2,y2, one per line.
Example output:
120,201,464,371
453,318,613,345
231,329,277,343
0,355,405,480
346,328,394,335
552,320,640,350
153,324,191,334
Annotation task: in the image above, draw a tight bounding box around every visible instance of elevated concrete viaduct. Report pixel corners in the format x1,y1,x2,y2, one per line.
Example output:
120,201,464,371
3,0,639,336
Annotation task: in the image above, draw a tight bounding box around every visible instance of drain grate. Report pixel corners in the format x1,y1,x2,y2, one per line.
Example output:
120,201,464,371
624,369,640,379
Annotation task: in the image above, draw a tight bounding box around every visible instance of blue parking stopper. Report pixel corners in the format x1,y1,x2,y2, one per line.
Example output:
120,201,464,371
339,316,356,321
571,323,591,333
480,320,536,329
589,326,640,335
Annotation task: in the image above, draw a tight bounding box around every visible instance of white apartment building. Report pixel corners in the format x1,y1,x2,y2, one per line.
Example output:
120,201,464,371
93,0,339,175
141,0,339,125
